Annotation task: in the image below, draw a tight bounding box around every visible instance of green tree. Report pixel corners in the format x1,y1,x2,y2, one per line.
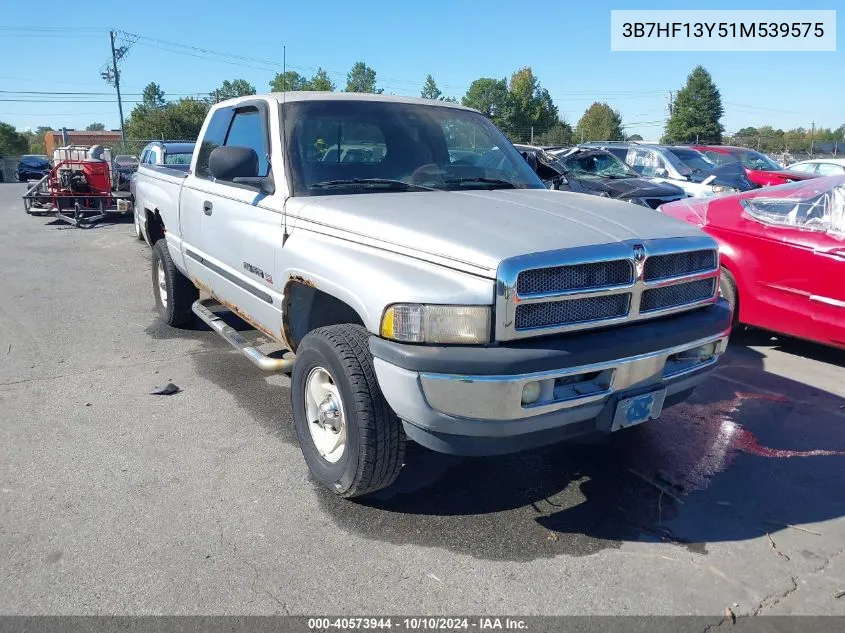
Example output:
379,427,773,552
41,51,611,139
0,122,29,154
421,74,442,100
663,66,724,143
627,134,643,141
86,122,106,131
575,102,624,142
307,68,335,91
534,121,573,146
345,62,381,93
141,82,166,109
126,98,209,140
505,67,559,141
461,77,510,127
210,79,256,102
270,70,307,92
22,126,52,154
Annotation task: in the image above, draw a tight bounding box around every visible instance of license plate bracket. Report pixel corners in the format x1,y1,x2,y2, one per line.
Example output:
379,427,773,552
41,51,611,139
611,388,666,432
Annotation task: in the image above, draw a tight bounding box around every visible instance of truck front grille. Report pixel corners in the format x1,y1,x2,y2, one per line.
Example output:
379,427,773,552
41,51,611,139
644,250,717,281
641,278,717,313
516,260,633,295
495,238,720,341
515,294,630,330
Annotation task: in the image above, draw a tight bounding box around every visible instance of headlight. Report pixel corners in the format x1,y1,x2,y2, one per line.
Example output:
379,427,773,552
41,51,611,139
711,185,738,194
380,304,491,345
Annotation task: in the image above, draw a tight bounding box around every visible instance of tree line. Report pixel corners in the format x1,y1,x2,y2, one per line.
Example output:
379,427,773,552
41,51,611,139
1,62,841,156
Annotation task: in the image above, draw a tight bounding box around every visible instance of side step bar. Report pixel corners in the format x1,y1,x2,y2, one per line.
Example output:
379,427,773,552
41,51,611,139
191,299,294,372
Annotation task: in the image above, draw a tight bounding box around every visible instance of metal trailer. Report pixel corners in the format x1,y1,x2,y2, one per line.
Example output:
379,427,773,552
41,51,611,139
22,158,133,228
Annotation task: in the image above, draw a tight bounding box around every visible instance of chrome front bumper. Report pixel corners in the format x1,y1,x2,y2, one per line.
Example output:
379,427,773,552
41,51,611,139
373,331,730,443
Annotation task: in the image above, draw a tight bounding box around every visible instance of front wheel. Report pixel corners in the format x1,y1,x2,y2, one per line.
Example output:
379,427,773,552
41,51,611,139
291,324,405,498
718,267,740,328
151,239,198,327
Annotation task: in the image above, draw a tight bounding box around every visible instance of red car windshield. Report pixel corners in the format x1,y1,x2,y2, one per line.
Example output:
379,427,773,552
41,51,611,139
735,150,782,172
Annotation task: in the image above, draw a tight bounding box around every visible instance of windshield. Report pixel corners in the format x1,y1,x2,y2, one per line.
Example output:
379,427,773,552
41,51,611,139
164,153,192,165
666,148,715,173
738,150,782,171
284,100,545,196
560,151,638,179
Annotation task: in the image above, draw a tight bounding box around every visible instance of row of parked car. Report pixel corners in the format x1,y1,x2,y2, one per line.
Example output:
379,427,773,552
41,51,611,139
506,141,844,350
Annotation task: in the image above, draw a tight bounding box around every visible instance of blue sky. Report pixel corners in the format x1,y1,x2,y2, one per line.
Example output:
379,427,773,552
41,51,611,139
1,0,841,139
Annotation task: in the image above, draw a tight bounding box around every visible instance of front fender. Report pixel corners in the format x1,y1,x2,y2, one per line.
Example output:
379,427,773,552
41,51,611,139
277,229,496,333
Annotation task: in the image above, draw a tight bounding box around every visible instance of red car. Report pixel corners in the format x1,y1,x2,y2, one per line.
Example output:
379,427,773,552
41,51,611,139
659,175,845,349
692,145,819,187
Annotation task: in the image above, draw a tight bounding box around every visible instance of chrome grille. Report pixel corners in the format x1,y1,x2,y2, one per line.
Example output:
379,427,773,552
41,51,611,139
644,250,717,281
641,279,717,313
517,260,633,295
496,237,720,341
515,294,630,330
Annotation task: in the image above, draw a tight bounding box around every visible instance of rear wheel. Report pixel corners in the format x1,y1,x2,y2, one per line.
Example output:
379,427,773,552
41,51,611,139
134,207,144,241
291,324,405,498
151,239,198,327
718,266,740,328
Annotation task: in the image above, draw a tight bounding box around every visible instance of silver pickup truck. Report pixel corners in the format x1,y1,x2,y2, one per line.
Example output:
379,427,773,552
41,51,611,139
133,92,732,498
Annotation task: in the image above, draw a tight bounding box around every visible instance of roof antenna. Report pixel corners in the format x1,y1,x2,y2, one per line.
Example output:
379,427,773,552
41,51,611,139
282,44,289,245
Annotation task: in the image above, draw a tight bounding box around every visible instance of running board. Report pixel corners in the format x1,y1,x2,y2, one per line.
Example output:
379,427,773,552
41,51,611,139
191,299,294,372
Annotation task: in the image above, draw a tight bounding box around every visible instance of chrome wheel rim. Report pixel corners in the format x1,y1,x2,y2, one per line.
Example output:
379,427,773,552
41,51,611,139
304,366,347,463
156,260,168,308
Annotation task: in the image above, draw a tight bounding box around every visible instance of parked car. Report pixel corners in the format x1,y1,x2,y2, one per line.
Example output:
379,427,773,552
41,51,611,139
514,144,686,208
581,142,754,197
112,154,139,192
139,142,195,166
130,143,196,241
691,145,820,187
786,157,845,176
660,175,845,349
133,92,731,498
15,155,52,182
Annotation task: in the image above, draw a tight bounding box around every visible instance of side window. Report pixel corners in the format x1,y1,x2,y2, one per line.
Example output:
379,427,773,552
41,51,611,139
789,162,816,173
705,151,728,165
224,109,270,177
195,107,234,179
141,149,151,164
816,163,844,176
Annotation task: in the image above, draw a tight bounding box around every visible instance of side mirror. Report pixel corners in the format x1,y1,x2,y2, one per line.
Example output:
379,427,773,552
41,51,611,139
209,146,273,194
551,175,568,190
654,168,668,178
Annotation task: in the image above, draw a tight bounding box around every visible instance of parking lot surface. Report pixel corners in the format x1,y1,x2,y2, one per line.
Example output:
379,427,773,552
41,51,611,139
1,183,844,618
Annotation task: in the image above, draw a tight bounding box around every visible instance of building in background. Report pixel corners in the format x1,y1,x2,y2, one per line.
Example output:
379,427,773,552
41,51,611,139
44,130,123,155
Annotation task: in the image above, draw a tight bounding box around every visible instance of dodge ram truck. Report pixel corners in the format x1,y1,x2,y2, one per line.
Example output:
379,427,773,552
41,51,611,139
133,92,733,498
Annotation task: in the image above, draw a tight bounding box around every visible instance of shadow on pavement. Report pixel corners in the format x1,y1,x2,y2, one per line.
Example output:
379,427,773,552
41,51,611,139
315,344,845,561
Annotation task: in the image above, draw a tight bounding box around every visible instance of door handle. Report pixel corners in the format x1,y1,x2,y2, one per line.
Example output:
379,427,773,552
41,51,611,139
203,201,213,216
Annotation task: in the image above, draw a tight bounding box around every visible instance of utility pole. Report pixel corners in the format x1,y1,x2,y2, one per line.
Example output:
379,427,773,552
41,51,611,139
666,91,674,116
110,30,126,146
810,120,815,157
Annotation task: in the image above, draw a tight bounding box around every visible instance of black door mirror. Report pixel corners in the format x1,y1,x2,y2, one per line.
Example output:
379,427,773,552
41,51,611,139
209,146,273,194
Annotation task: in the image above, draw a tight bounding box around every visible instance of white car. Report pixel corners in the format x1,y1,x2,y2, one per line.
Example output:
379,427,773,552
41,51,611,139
787,158,845,176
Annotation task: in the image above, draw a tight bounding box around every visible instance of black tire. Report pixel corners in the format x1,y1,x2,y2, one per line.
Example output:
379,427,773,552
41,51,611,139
718,266,740,328
151,239,198,328
291,324,405,498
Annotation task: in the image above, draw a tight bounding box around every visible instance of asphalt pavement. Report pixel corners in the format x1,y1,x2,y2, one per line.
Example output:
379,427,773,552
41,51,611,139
1,183,844,620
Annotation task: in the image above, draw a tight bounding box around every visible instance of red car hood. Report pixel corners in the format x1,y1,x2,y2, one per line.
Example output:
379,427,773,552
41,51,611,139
746,167,819,187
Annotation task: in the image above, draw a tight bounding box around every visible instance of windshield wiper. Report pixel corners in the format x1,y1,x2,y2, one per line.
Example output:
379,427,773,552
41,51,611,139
443,177,516,189
310,178,436,191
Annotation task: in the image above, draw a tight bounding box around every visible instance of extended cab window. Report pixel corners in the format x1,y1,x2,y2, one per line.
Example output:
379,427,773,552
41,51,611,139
224,109,270,177
196,107,234,179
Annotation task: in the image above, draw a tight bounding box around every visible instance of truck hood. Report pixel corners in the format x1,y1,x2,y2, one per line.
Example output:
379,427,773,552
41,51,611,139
295,189,707,276
572,176,685,200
